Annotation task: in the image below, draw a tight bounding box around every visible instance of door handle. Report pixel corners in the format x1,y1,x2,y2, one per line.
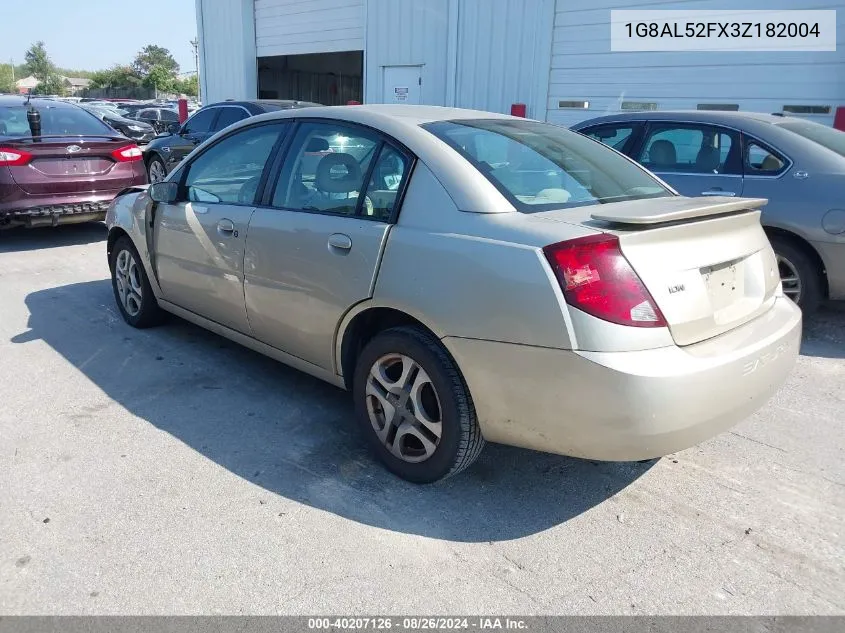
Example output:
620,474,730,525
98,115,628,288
328,233,352,251
217,218,235,236
701,190,736,197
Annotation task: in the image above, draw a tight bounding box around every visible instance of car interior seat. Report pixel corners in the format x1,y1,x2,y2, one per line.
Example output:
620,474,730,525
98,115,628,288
313,153,362,214
648,139,677,169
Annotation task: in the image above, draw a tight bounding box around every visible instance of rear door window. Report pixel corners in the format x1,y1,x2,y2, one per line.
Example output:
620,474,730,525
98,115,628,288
214,107,249,131
638,124,741,175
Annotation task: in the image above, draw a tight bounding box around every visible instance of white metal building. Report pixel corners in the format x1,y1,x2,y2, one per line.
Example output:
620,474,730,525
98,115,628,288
195,0,845,127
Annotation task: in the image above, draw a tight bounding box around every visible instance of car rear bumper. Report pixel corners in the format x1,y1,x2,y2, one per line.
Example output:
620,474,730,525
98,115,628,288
443,296,802,461
0,191,125,228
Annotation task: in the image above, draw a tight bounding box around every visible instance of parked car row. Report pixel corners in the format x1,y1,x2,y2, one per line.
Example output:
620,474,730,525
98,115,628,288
572,111,845,313
142,99,320,183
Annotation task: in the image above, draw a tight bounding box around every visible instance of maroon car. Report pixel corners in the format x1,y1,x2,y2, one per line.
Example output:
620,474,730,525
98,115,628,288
0,96,147,229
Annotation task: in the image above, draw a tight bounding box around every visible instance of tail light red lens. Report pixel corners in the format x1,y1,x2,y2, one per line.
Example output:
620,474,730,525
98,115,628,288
543,234,667,328
111,144,143,162
0,147,33,167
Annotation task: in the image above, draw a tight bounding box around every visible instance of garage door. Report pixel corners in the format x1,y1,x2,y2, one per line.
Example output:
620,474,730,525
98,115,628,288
255,0,365,57
547,0,845,127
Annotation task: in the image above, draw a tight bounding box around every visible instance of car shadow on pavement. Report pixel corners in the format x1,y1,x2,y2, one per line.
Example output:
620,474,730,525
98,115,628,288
0,223,107,253
12,280,658,542
800,304,845,359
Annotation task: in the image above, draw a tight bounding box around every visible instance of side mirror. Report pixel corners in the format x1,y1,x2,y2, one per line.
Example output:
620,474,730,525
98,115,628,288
168,122,181,135
148,181,178,204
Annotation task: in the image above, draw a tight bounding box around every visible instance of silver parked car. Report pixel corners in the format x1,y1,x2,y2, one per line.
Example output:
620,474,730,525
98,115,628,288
571,111,845,313
105,105,801,483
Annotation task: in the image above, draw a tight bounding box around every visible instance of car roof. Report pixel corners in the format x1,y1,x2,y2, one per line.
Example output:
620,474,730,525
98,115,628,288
0,95,77,108
570,110,791,128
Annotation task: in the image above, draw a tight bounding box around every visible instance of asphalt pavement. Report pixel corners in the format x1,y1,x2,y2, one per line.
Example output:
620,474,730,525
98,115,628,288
1,223,843,614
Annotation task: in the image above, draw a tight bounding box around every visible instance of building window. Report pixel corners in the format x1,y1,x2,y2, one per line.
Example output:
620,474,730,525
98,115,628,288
782,105,831,115
621,101,658,111
558,100,589,109
697,103,740,111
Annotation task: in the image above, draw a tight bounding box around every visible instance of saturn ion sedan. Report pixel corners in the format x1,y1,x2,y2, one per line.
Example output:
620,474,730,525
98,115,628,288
104,105,801,483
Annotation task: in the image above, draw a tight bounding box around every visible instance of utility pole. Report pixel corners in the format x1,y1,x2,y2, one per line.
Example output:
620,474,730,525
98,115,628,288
190,38,200,103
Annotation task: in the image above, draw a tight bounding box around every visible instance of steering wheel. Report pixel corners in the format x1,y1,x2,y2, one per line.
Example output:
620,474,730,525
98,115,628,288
238,176,262,205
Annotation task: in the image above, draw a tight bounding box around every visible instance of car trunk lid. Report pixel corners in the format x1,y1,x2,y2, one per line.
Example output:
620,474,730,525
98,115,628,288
5,136,136,195
531,196,781,346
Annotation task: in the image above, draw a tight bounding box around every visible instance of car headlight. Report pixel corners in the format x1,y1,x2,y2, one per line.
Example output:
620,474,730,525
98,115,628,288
127,125,144,132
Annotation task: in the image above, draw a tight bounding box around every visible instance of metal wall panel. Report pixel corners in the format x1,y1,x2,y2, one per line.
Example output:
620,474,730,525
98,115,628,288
453,0,555,119
255,0,365,57
196,0,257,103
548,0,845,127
364,0,451,106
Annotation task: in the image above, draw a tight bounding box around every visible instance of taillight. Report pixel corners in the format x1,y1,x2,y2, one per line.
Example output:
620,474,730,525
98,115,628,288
0,147,33,167
111,144,143,162
543,234,667,328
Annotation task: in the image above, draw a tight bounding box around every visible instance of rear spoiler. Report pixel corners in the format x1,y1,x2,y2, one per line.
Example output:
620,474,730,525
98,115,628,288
591,196,768,226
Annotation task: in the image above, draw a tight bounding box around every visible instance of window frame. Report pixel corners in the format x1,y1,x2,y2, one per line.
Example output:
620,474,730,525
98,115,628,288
741,134,791,178
174,119,293,207
259,118,417,224
637,121,743,177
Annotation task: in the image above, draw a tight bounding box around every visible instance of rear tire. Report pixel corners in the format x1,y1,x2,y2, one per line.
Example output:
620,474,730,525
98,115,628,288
147,155,167,184
109,236,164,328
352,326,485,483
770,236,823,315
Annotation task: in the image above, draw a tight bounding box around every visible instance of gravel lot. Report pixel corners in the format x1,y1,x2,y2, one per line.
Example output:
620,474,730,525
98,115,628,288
1,223,843,615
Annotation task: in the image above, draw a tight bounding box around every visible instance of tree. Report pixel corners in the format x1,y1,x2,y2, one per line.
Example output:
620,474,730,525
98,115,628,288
0,64,14,93
90,65,141,90
175,74,198,97
34,74,67,96
143,65,175,95
133,45,179,77
24,41,52,82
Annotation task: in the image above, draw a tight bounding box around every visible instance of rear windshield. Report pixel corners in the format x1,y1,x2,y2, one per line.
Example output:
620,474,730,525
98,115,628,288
422,119,672,212
776,119,845,158
0,104,115,138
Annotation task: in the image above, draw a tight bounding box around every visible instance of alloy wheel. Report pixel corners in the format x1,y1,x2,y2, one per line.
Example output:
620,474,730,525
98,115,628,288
365,353,443,463
776,253,802,304
114,249,143,317
148,160,166,184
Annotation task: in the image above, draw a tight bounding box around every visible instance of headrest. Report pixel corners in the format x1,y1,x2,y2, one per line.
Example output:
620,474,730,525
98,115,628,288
649,140,676,167
315,153,362,193
306,137,330,152
695,145,721,172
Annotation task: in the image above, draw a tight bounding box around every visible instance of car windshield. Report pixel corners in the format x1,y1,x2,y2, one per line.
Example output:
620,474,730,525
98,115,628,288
776,119,845,158
0,104,114,137
423,119,672,212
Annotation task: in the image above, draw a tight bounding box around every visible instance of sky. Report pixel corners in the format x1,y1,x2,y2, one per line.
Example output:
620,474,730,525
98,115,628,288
2,0,198,73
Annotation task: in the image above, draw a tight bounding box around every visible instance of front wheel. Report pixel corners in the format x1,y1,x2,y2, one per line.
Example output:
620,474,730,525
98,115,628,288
352,326,485,483
109,236,164,328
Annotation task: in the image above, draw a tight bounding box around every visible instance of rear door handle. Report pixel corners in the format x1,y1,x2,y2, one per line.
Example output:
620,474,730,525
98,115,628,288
701,190,736,197
328,233,352,250
217,218,236,236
